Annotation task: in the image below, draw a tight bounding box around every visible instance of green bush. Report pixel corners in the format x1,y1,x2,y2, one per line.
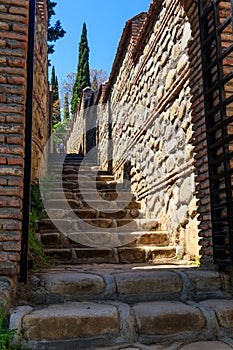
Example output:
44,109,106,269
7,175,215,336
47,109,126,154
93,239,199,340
29,182,51,270
0,306,17,350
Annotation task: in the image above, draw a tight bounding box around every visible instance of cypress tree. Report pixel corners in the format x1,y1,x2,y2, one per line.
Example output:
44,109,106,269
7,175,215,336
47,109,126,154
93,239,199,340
51,65,56,88
51,66,61,125
63,92,70,122
71,23,91,114
54,76,59,101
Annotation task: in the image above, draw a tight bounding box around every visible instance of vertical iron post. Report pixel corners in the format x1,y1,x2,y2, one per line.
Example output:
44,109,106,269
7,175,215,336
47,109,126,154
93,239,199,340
20,0,36,283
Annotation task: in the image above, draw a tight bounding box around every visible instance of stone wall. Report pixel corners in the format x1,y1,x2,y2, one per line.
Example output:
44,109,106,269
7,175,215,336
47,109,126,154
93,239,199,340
31,0,48,180
0,0,29,285
66,0,229,266
96,0,200,260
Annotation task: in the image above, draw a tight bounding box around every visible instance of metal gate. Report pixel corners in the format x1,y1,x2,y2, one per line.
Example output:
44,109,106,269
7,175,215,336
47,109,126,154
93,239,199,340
199,0,233,265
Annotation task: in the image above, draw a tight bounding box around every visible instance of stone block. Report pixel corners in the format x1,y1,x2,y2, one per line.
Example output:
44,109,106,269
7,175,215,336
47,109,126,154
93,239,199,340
41,272,105,296
177,54,189,74
118,247,145,263
23,302,119,340
180,178,193,204
133,301,206,335
200,299,233,328
180,341,233,350
147,246,177,260
115,270,182,297
74,248,118,264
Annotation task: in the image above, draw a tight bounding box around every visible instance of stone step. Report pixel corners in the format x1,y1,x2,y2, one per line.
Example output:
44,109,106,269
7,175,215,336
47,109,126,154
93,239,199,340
46,180,118,192
44,208,140,220
11,297,233,350
43,246,177,264
40,231,169,249
93,342,233,350
18,266,231,305
44,197,141,209
74,191,137,202
38,217,160,232
60,173,115,182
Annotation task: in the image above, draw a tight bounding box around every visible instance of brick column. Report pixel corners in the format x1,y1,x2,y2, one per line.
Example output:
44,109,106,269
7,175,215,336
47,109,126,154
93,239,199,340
0,0,29,276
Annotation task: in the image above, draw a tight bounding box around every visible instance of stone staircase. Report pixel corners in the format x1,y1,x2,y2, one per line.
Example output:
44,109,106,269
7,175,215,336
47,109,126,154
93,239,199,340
11,154,233,349
37,153,177,265
13,264,233,349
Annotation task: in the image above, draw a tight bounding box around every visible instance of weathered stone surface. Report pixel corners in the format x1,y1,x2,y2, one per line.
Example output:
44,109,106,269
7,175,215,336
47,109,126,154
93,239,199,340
23,302,119,340
165,69,176,90
133,301,206,335
147,246,177,260
118,247,145,263
200,299,233,328
41,272,105,296
180,341,233,350
177,54,189,74
180,178,193,204
46,209,66,219
181,22,192,50
132,232,169,246
186,270,222,291
74,248,118,264
115,271,182,296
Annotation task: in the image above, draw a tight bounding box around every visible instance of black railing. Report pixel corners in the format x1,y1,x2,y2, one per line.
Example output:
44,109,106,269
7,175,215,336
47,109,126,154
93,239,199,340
199,0,233,265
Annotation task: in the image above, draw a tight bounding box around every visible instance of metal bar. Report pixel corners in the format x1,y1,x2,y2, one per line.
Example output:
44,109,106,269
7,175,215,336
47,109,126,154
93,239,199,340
217,15,231,33
203,44,233,73
230,0,233,31
220,42,233,60
20,0,36,283
203,32,215,47
199,0,221,262
213,1,233,265
199,0,233,265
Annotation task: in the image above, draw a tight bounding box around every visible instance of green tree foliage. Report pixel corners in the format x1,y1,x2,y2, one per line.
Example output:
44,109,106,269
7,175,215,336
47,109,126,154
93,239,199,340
71,23,91,114
63,92,70,122
51,66,61,126
62,69,108,105
52,99,61,126
47,0,66,55
51,65,56,87
53,122,67,151
54,76,59,101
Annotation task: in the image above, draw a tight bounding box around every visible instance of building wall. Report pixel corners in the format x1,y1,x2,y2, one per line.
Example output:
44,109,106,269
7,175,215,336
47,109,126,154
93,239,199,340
96,0,200,260
0,0,48,286
0,0,29,277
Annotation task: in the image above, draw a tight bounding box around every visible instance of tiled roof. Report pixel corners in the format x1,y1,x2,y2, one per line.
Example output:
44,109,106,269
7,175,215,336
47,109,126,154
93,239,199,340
102,12,147,102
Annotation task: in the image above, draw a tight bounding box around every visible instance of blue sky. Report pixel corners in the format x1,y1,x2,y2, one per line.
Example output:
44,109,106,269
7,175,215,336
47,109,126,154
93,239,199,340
49,0,151,84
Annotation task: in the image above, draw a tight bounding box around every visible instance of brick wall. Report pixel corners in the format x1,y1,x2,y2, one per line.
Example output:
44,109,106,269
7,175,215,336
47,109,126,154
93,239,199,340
0,0,29,277
0,0,48,287
183,0,213,265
